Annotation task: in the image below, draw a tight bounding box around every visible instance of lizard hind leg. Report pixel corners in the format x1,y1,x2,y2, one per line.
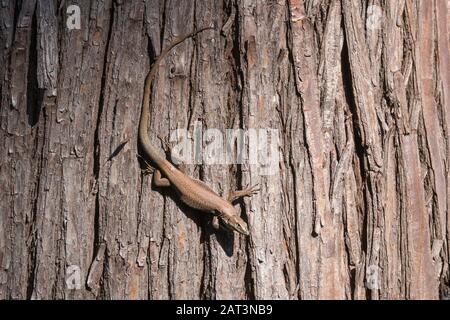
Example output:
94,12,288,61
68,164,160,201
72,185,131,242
153,169,171,187
137,154,156,175
157,134,187,173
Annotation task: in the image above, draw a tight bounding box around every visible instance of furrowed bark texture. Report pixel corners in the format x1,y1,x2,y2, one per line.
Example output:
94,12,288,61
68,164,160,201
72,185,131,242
0,0,449,299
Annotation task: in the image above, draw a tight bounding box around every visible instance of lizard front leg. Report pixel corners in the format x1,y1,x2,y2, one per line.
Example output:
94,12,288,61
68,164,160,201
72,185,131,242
228,184,260,202
209,184,259,234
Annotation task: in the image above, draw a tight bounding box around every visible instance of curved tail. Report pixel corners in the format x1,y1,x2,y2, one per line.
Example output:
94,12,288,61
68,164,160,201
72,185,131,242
139,27,214,168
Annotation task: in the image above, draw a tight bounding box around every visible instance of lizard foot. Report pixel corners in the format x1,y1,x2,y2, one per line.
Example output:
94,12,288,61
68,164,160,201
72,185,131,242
157,134,186,168
157,134,172,152
242,183,260,196
137,154,155,175
228,183,260,202
143,166,155,175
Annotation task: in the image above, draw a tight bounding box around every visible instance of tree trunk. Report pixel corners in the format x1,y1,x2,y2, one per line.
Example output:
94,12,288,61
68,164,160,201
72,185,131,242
0,0,449,300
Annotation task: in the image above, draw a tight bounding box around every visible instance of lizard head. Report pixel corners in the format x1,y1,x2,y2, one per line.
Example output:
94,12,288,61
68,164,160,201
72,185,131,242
218,206,250,236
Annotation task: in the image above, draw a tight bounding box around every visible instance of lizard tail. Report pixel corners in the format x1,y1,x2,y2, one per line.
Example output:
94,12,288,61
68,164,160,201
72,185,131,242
139,26,214,167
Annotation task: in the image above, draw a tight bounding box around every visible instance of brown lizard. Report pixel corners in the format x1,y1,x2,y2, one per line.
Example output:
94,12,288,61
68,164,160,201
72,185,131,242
139,28,259,236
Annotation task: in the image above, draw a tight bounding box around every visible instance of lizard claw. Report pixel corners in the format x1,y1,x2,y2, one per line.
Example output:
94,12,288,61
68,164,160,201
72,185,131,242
228,183,260,202
137,154,155,175
157,134,186,167
142,165,155,175
157,134,171,151
244,183,260,195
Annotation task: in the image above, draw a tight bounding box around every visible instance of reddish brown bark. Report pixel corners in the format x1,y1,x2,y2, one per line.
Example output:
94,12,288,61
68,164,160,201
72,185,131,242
0,0,449,300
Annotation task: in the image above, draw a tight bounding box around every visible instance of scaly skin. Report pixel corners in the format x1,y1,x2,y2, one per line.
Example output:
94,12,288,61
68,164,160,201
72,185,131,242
139,29,258,236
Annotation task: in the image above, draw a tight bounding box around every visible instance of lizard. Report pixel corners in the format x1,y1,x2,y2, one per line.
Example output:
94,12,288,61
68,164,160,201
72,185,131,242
138,28,259,236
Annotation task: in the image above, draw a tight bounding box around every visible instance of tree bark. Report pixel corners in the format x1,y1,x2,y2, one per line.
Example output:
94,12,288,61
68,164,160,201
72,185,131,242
0,0,449,300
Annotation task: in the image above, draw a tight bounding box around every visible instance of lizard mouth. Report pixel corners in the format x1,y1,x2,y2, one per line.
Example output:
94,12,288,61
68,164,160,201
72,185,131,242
221,221,249,236
240,229,250,236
